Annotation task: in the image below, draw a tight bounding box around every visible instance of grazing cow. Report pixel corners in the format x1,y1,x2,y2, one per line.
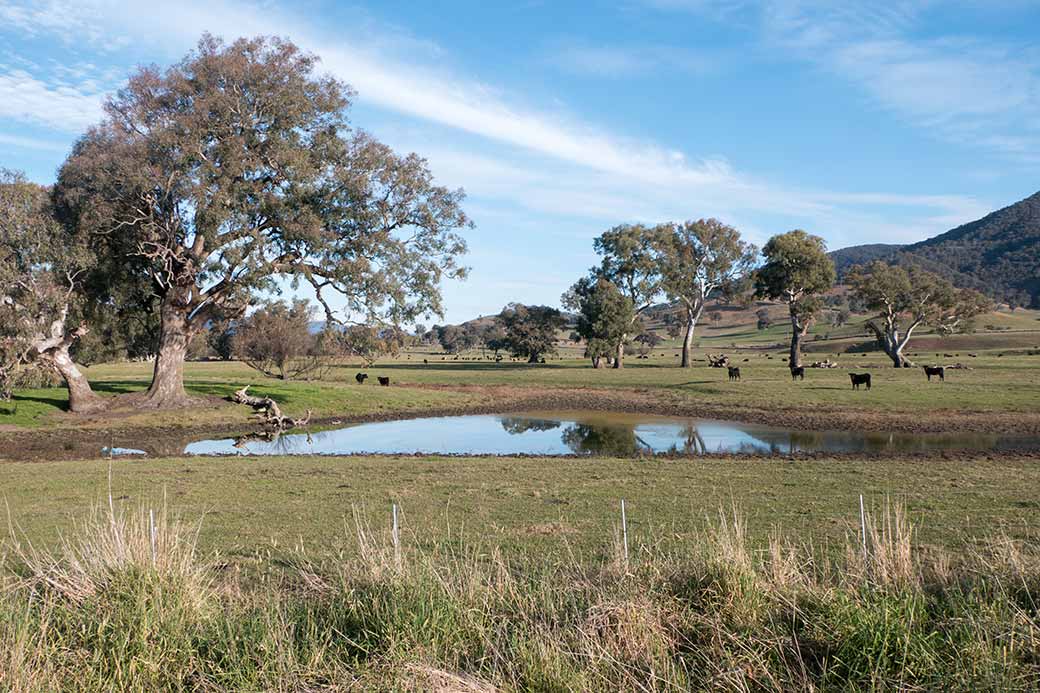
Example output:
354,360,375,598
790,366,805,381
355,373,368,384
849,372,871,390
377,376,390,387
923,365,945,382
423,358,428,364
728,366,741,381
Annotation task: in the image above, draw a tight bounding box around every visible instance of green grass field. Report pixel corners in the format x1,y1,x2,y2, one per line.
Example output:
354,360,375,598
1,343,1038,435
2,314,1039,690
2,455,1039,691
1,304,1037,434
4,453,1037,560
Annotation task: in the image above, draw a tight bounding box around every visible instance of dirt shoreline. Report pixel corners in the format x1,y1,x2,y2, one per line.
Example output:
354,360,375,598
1,385,1039,462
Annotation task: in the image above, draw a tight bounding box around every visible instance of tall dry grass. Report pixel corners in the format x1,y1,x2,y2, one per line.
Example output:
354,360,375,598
1,495,1038,691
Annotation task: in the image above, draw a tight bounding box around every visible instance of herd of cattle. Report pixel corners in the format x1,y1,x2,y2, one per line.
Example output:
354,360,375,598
723,362,949,391
355,373,391,386
358,361,950,391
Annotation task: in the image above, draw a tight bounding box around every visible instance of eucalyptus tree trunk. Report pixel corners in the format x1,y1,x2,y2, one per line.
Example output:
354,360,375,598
613,338,626,369
32,316,104,414
680,300,704,368
788,310,809,370
868,320,918,368
141,293,195,408
40,344,103,413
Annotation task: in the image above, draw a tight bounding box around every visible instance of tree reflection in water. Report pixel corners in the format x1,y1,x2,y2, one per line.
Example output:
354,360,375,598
232,428,313,454
560,423,653,456
662,424,708,455
499,417,563,435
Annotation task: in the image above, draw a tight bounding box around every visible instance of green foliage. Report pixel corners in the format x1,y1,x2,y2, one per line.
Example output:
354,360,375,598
435,323,479,354
847,261,993,364
53,34,471,402
848,261,992,335
593,224,662,312
0,170,89,378
755,230,836,364
563,277,636,364
234,299,325,380
754,230,836,315
498,303,566,362
652,218,756,323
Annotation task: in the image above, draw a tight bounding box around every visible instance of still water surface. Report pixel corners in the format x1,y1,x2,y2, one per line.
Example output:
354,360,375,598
178,410,1037,457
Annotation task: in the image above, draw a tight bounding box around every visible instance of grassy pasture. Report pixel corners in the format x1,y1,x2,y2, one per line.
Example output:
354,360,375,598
3,453,1037,560
1,311,1038,690
0,303,1036,432
2,455,1039,691
0,343,1037,434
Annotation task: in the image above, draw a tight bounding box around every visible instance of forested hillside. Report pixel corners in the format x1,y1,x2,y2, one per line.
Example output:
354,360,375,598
830,191,1040,307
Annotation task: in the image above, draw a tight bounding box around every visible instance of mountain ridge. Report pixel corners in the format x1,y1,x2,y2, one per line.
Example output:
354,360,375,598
829,190,1040,307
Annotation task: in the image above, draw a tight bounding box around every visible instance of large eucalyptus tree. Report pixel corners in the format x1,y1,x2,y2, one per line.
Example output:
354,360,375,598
588,224,661,369
847,261,990,367
55,34,470,408
652,219,756,367
754,230,835,369
0,169,102,412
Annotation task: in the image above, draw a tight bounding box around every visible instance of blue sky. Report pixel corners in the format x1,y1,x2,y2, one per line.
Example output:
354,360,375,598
2,0,1038,324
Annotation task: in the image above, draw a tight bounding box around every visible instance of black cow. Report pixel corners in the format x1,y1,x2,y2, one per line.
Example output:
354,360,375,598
355,373,368,384
790,366,805,381
728,366,741,381
377,376,390,387
849,373,871,390
923,366,945,382
423,358,428,364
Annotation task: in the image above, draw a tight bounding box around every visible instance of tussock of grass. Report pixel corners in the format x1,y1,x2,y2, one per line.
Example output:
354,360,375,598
1,499,1038,691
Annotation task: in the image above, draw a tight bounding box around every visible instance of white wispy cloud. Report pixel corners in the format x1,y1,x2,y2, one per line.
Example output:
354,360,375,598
0,0,129,48
762,0,1040,161
0,68,107,132
0,131,69,152
545,40,712,77
0,0,991,252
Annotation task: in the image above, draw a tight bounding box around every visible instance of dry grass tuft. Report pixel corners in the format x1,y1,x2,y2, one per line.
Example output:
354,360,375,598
8,498,209,606
583,594,676,664
400,664,499,692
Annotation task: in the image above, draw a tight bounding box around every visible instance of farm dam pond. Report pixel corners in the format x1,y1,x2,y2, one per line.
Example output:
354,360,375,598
69,410,1040,460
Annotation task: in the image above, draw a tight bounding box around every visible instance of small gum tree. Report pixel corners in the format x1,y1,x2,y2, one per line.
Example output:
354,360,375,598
562,277,635,368
652,218,756,367
588,224,661,369
754,230,835,369
55,35,469,409
846,260,991,367
0,170,103,412
498,303,567,363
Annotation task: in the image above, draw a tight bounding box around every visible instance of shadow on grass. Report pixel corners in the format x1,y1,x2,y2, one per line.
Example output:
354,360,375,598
91,379,306,406
11,390,71,412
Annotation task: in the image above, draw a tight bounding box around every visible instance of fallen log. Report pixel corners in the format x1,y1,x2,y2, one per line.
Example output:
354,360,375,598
230,386,312,430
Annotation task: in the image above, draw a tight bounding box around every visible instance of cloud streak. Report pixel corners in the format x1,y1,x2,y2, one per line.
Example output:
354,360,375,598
762,0,1040,161
0,68,107,132
0,0,996,258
